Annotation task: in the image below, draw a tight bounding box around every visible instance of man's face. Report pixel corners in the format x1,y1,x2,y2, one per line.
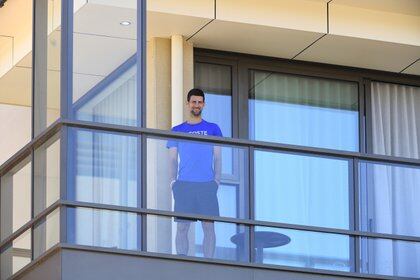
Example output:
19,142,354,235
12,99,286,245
187,95,205,117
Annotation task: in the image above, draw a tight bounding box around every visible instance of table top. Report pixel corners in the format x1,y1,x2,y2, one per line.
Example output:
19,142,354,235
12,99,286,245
231,231,291,248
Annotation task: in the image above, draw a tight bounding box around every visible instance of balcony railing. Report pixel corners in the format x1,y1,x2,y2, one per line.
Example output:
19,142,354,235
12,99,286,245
1,119,420,280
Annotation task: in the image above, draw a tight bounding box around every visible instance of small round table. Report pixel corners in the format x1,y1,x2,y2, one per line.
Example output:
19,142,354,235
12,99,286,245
231,231,291,263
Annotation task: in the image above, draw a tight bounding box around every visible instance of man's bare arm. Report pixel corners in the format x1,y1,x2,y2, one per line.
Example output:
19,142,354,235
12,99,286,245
213,146,222,184
169,147,178,185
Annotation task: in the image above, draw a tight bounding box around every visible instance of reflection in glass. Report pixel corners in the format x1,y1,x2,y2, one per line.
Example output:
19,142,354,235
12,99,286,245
34,0,62,136
359,162,420,237
196,62,233,175
34,134,60,216
0,229,32,280
146,137,248,219
68,128,139,207
256,226,351,272
46,0,61,128
33,208,60,258
147,215,248,262
255,150,350,229
67,207,140,251
360,238,420,278
249,70,359,151
72,0,138,126
0,158,31,241
0,0,32,164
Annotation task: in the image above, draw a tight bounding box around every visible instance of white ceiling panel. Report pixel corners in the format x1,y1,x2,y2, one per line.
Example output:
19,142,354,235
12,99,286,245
0,36,13,78
189,20,324,59
73,73,104,103
73,33,136,76
217,0,327,33
147,11,212,40
147,0,214,19
74,3,137,39
296,34,420,72
402,59,420,75
332,0,420,16
0,66,31,106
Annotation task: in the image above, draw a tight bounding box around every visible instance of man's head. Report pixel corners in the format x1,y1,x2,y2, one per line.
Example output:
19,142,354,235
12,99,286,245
186,88,205,117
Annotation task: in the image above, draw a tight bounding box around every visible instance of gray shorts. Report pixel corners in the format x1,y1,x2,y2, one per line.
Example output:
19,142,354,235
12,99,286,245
172,180,219,222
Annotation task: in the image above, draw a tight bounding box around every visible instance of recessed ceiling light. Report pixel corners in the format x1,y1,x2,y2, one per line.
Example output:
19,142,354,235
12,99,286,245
120,21,131,26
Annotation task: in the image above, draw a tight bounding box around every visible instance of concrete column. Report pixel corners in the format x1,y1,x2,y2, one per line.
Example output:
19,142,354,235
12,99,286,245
171,35,184,127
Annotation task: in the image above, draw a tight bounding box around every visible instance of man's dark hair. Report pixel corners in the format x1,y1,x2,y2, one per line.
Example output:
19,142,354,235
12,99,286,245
187,88,205,102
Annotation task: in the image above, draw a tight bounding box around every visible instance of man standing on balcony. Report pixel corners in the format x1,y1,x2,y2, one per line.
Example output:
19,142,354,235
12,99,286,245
167,88,222,258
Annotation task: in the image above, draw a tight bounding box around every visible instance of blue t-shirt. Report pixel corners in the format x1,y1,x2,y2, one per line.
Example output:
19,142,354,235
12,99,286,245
167,120,223,182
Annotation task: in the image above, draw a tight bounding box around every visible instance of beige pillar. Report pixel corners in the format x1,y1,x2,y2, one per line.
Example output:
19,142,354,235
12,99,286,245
171,35,184,127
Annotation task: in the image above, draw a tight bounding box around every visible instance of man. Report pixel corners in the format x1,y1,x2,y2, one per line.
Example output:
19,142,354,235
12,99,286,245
167,88,222,258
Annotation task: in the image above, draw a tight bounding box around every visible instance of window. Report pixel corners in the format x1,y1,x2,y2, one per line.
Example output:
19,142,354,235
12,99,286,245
249,70,359,151
370,81,420,159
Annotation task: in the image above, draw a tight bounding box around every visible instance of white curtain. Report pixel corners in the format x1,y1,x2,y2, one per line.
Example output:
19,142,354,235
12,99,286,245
74,67,138,250
364,82,420,278
249,70,359,151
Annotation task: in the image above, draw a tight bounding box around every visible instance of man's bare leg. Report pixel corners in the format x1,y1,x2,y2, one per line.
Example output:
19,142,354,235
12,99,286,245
202,221,216,258
176,222,191,255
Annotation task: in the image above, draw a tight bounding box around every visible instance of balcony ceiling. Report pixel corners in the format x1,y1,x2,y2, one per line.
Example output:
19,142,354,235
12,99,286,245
0,0,419,109
295,34,420,73
332,0,420,16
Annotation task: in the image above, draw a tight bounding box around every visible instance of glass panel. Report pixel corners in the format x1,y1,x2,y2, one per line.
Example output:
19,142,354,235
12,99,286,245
147,215,248,262
46,0,61,127
1,158,31,241
33,0,61,136
359,161,420,237
249,70,359,151
196,62,234,175
254,150,350,229
360,237,420,278
67,207,140,251
72,0,138,126
67,128,139,207
255,226,351,272
34,134,61,216
0,229,32,280
33,208,60,258
370,82,420,159
147,136,248,219
0,0,32,163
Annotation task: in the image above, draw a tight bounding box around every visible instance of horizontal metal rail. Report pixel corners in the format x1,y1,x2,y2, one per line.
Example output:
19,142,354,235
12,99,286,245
62,119,420,167
0,201,60,249
60,200,420,243
0,119,62,176
2,199,419,253
1,119,419,178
